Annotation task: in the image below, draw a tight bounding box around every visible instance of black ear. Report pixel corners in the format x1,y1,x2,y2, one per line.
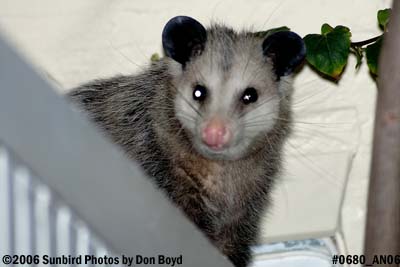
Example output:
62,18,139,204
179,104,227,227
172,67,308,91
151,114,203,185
262,31,306,78
162,16,207,65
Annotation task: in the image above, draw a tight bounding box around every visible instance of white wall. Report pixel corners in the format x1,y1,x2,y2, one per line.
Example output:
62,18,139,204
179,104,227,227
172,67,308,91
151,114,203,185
0,0,392,256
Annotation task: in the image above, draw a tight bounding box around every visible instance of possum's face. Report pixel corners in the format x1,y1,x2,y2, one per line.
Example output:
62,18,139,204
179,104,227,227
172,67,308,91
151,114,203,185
162,16,305,160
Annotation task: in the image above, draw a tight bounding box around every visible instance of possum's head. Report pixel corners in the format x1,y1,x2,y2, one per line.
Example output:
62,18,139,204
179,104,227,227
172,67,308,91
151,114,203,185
162,16,305,160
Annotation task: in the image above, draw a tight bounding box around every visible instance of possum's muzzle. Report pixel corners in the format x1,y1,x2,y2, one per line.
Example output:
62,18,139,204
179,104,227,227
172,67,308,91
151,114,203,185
201,116,232,151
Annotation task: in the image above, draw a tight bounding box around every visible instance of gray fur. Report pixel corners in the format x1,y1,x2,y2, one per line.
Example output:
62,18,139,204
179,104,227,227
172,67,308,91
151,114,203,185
68,23,295,267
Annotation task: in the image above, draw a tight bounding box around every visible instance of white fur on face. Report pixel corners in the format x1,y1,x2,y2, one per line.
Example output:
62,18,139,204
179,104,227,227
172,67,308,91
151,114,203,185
172,40,283,160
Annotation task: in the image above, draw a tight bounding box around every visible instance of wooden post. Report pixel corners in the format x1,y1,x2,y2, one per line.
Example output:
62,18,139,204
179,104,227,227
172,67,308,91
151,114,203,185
364,1,400,266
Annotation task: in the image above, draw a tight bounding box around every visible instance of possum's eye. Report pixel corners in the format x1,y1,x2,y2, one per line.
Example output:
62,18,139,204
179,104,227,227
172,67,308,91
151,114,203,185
241,87,258,105
193,85,207,102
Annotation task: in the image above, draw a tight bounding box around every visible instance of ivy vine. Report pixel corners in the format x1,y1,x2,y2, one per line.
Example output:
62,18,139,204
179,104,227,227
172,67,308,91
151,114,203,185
256,8,390,81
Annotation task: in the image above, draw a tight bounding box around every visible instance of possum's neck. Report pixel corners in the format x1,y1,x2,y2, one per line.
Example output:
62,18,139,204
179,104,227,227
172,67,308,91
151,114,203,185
165,133,271,204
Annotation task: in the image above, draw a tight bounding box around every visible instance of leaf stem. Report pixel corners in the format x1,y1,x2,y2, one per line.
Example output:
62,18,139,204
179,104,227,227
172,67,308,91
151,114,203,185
351,35,382,47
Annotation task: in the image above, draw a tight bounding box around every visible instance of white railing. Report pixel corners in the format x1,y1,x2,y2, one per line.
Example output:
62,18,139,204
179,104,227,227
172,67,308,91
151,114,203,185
0,35,233,267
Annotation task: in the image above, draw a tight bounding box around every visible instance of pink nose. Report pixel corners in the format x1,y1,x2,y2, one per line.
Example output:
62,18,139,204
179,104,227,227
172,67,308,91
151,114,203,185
201,117,231,149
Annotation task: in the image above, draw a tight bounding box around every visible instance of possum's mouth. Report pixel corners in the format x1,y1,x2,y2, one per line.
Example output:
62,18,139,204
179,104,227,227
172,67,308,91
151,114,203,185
193,137,247,161
206,143,225,151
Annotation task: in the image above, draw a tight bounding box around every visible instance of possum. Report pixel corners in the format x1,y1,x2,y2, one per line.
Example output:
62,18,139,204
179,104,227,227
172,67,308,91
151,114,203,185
68,16,305,267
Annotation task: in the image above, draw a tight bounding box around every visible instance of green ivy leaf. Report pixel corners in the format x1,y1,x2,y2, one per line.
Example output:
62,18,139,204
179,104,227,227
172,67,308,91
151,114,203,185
321,23,334,35
378,8,391,30
366,36,383,76
253,26,290,38
304,24,351,79
150,53,160,62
